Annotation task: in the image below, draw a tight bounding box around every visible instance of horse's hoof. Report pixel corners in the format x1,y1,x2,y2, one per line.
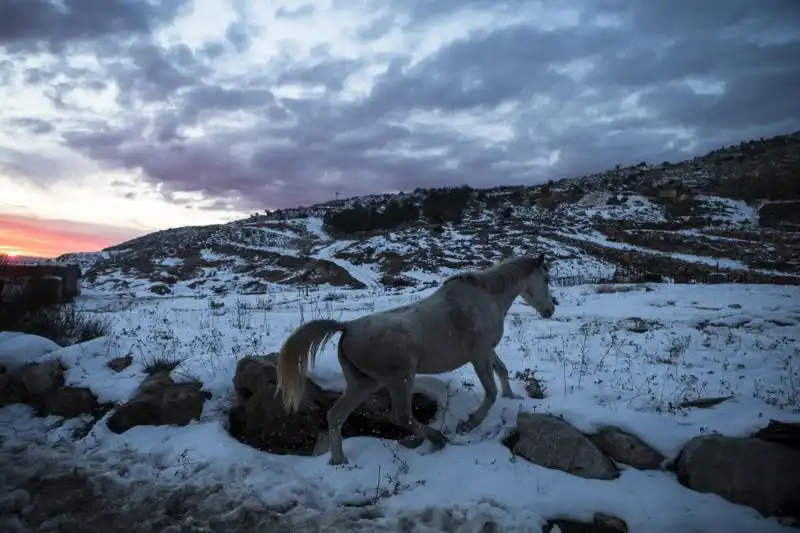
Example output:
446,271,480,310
328,456,349,466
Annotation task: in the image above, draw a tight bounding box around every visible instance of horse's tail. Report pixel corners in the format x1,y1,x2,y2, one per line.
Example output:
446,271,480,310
276,318,347,413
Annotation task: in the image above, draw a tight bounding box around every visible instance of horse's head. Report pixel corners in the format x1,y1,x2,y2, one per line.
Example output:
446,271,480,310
520,252,557,319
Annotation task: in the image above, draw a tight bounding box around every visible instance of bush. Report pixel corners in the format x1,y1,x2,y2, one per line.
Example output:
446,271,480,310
0,254,110,346
323,199,420,235
421,185,472,224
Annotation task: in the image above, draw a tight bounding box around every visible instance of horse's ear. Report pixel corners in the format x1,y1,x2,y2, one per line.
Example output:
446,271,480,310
535,252,545,266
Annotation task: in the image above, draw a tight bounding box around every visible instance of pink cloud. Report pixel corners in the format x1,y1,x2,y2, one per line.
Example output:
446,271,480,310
0,213,146,258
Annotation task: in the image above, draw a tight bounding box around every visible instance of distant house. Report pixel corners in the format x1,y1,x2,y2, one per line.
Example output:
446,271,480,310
0,264,82,301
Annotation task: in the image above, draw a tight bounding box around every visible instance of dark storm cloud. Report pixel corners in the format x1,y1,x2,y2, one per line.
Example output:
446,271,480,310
356,23,622,117
275,4,315,19
104,41,211,106
277,57,366,92
0,0,190,53
3,0,800,211
11,118,55,135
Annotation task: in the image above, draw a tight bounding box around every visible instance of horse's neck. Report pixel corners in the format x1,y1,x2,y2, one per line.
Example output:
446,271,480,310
493,277,528,316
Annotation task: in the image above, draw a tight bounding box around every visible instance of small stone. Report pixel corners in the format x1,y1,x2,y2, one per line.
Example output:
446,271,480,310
590,426,666,470
108,355,133,372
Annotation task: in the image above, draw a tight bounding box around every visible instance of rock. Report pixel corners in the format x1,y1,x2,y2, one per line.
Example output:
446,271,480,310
108,355,133,372
544,513,628,533
139,370,174,393
380,274,415,288
752,419,800,450
0,372,26,407
106,372,208,433
510,413,619,480
543,515,626,533
43,387,100,418
0,488,31,514
19,360,64,399
229,354,439,455
589,426,666,470
0,515,26,533
675,435,800,520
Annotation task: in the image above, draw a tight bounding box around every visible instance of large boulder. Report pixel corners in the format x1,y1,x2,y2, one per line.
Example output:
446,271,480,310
509,413,620,480
228,354,439,455
106,371,210,433
675,435,800,521
0,360,106,419
19,360,65,406
589,426,666,470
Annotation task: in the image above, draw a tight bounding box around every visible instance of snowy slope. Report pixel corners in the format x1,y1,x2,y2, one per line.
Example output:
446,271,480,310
2,282,800,532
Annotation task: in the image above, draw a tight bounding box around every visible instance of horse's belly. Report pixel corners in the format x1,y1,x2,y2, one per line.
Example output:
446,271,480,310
415,351,470,374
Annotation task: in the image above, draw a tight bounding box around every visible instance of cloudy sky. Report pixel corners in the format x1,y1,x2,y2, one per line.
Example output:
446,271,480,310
1,0,799,257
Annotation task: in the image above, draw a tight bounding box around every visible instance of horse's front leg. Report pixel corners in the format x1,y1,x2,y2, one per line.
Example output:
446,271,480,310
457,357,497,433
492,351,523,399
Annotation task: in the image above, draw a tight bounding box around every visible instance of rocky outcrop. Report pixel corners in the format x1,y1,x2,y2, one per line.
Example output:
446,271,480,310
507,413,620,480
589,426,666,470
106,371,210,433
228,354,438,456
675,434,800,522
0,360,108,419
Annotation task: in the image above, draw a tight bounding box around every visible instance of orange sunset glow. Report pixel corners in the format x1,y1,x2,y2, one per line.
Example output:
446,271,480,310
0,213,145,259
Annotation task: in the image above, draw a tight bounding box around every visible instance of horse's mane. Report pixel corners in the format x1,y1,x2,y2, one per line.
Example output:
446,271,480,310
445,256,543,296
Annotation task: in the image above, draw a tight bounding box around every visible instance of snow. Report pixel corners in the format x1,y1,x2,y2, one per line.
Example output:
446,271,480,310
300,216,332,241
314,240,381,288
696,196,760,225
0,332,61,371
2,282,800,532
578,194,667,224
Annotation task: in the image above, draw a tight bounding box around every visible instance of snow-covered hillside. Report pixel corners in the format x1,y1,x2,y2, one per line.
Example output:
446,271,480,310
4,130,798,531
2,281,800,532
52,191,798,300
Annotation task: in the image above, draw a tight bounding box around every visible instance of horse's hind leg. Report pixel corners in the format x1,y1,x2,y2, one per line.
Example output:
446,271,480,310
384,375,449,451
457,357,498,433
327,353,381,466
492,351,522,399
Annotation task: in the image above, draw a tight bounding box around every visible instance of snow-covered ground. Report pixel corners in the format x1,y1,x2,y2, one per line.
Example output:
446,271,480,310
2,281,800,532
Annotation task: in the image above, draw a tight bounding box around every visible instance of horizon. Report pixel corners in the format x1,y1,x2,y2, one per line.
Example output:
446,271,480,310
2,0,798,258
1,128,797,259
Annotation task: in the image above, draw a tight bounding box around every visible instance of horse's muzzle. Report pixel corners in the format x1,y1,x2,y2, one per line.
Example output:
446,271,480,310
542,307,555,319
